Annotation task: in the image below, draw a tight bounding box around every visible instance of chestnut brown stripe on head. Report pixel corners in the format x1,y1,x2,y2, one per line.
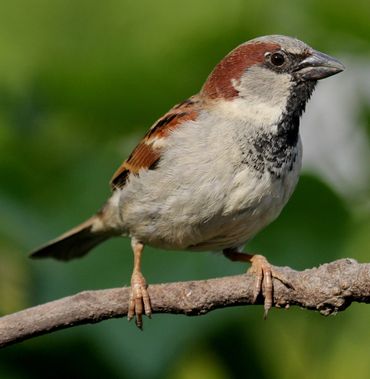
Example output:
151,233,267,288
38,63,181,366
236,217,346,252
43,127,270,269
201,41,280,100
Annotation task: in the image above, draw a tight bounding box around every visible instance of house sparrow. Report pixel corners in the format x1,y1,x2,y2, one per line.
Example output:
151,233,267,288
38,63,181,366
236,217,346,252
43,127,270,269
31,35,344,328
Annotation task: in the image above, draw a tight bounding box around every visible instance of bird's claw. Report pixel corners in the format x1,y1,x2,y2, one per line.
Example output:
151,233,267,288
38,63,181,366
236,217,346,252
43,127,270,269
247,254,291,318
127,271,152,329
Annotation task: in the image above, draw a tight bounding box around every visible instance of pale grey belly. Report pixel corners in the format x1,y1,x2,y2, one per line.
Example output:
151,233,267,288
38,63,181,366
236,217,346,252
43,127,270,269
188,174,297,251
114,120,302,251
116,162,299,252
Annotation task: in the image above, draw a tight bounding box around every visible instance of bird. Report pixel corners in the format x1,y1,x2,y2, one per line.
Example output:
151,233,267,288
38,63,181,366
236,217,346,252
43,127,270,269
30,35,344,328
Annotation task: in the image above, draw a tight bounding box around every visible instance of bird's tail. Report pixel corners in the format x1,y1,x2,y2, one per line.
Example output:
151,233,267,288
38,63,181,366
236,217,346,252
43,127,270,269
30,212,115,261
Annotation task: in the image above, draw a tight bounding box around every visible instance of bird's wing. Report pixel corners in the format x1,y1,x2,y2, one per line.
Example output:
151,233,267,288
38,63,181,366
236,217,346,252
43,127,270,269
110,96,201,190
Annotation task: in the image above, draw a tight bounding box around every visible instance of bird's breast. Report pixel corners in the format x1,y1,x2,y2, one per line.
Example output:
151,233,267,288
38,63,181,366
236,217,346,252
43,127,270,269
115,114,302,251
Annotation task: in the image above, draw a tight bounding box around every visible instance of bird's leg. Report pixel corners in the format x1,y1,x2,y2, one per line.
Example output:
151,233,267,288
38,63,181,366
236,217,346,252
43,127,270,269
127,239,152,329
223,248,290,318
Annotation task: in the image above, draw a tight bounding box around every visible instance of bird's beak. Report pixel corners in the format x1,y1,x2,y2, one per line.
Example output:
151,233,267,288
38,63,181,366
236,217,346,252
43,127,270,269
295,50,345,81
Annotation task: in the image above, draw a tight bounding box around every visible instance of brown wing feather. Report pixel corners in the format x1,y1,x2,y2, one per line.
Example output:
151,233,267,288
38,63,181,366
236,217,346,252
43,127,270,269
110,96,201,190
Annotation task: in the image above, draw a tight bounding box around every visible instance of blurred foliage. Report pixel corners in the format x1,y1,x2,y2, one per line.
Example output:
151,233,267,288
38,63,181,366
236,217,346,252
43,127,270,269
0,0,369,378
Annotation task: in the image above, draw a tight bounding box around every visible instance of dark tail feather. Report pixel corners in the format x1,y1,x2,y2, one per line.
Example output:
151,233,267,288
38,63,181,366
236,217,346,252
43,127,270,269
30,215,110,261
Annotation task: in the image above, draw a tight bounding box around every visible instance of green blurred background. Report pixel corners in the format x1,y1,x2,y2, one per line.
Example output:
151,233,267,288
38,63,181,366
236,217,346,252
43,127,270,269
0,0,369,378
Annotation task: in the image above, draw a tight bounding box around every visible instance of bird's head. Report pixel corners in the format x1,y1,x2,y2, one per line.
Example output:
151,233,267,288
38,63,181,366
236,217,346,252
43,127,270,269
201,35,344,119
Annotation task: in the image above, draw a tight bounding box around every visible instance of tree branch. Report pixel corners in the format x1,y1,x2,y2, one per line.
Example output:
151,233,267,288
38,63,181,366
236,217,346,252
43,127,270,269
1,258,370,348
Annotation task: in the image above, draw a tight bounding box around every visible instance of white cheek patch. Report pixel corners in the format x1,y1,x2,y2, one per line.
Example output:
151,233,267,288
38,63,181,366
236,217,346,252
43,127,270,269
214,66,293,127
235,66,292,106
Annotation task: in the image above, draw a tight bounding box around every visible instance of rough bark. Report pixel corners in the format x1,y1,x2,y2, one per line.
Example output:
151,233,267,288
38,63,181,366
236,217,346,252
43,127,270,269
1,258,370,348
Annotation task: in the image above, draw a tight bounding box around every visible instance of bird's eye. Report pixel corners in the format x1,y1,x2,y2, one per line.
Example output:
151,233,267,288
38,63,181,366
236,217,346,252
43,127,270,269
270,52,285,66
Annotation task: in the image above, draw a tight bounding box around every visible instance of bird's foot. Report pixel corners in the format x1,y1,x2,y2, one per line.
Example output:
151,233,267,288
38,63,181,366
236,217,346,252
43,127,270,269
247,254,291,318
127,271,152,329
